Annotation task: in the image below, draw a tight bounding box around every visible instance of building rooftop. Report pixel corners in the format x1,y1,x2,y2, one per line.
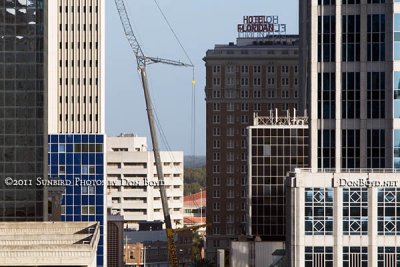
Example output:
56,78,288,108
251,110,308,127
184,191,206,206
0,222,100,266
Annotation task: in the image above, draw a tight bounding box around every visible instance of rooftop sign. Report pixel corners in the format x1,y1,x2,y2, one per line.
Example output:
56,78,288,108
237,15,287,38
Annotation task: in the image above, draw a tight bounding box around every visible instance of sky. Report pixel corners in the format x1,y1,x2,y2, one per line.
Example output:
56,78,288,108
105,0,299,156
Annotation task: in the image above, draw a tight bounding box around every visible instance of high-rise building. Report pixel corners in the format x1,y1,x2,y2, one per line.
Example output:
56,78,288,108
204,23,300,261
300,1,395,170
106,134,184,230
45,1,106,266
287,170,400,266
248,111,309,243
0,0,45,221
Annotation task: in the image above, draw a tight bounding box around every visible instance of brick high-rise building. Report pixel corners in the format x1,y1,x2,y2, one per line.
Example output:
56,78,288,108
204,33,301,263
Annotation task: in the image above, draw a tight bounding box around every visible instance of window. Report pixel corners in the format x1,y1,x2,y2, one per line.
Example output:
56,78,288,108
226,77,234,86
281,78,289,86
253,65,261,73
227,115,234,125
213,127,220,136
240,115,249,124
212,65,220,73
342,129,360,169
212,90,221,99
213,103,220,111
304,188,334,235
226,140,234,149
318,72,335,119
254,90,261,98
367,130,385,168
305,247,333,266
378,247,400,266
213,190,220,198
212,115,220,124
343,247,368,266
318,15,336,62
378,188,400,235
343,188,368,235
240,90,249,98
342,72,360,119
281,65,289,73
59,165,66,175
213,140,220,149
213,77,220,86
281,90,289,98
368,14,385,61
82,205,96,215
213,202,220,210
241,65,249,73
253,77,261,86
212,165,220,173
342,15,360,62
213,152,220,161
226,65,234,73
226,152,234,162
267,66,275,73
267,90,275,98
267,78,275,85
241,77,249,86
213,177,220,186
254,103,261,111
227,103,235,112
241,103,249,111
59,144,65,152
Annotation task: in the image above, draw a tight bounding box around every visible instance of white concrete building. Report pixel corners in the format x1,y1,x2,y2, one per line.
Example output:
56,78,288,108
106,134,184,229
0,222,99,267
287,169,400,267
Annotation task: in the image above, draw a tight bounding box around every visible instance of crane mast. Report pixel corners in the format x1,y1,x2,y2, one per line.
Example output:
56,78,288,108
114,1,192,266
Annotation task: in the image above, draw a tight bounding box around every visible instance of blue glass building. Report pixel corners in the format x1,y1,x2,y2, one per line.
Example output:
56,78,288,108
48,134,105,266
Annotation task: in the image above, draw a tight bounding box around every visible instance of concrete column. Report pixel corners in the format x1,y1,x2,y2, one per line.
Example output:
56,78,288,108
335,1,343,172
334,186,343,267
368,185,377,266
360,2,368,168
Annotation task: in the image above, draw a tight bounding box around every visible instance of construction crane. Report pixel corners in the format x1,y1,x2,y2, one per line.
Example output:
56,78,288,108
114,0,193,266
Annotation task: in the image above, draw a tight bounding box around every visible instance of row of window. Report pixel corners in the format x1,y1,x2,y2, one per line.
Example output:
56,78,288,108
212,77,298,87
212,65,298,74
305,188,400,235
212,176,247,186
59,5,99,13
212,139,247,149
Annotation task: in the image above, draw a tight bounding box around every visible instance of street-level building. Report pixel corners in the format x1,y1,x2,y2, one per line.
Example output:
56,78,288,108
204,24,301,262
287,169,400,267
106,134,184,229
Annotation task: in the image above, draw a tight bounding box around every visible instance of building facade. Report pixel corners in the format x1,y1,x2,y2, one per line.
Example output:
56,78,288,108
0,0,45,221
106,134,184,229
107,214,124,267
287,170,400,267
300,0,398,170
0,221,100,267
45,0,106,266
204,34,300,262
248,112,309,242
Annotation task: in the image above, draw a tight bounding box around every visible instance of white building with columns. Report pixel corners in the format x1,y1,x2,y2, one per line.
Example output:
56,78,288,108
106,134,184,229
287,169,400,267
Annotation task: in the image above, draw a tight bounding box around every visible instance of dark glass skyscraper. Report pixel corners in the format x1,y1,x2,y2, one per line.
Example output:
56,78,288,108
0,0,45,221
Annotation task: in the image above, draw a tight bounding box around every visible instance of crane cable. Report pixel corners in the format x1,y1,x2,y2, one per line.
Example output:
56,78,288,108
152,0,198,183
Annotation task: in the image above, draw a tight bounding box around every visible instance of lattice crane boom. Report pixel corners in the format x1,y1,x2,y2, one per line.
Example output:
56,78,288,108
114,1,194,266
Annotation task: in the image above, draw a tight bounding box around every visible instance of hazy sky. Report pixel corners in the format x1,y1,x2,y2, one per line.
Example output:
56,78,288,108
105,0,299,156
